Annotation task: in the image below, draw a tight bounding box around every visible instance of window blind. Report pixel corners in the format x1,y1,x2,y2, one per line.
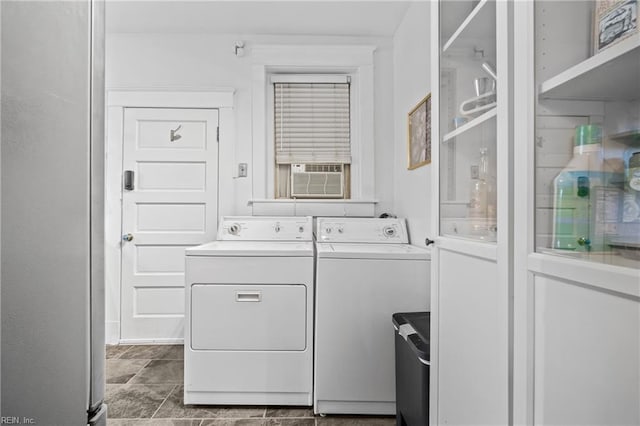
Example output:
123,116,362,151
274,82,351,164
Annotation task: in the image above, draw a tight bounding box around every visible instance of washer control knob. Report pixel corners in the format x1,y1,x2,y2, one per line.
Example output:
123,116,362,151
325,227,332,234
338,227,344,234
383,226,396,237
229,223,241,235
299,226,305,233
274,224,281,233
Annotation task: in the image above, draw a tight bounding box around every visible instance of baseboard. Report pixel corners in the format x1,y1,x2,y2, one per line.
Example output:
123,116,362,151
105,321,184,345
314,400,395,416
105,321,120,345
119,338,184,345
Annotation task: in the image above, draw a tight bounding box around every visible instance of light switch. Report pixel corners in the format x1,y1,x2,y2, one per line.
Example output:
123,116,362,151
470,165,479,180
238,163,248,178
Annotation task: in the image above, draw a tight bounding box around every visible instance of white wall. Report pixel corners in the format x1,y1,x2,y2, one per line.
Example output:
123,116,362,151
106,33,395,216
392,2,432,246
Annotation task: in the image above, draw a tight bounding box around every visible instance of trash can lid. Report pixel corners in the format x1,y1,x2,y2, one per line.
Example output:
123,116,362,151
393,312,430,362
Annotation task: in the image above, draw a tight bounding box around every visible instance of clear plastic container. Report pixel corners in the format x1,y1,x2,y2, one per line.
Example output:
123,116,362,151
468,148,497,241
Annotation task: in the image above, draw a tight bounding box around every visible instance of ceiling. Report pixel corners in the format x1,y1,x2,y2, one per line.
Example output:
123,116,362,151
106,1,412,37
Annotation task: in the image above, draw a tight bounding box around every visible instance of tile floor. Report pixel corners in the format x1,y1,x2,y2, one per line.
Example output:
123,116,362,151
106,345,395,426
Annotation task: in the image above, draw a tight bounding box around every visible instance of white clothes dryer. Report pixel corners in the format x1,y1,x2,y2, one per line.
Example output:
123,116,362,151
184,216,314,406
314,217,431,415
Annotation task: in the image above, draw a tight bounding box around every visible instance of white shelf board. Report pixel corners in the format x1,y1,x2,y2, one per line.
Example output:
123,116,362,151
529,252,640,296
442,0,494,53
443,107,497,142
539,34,640,101
609,129,640,146
436,236,498,261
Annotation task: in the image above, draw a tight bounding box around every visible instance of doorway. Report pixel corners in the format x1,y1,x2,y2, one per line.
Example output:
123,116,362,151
105,91,234,343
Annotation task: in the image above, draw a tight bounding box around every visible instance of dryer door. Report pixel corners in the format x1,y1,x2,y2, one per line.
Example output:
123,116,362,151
191,284,307,351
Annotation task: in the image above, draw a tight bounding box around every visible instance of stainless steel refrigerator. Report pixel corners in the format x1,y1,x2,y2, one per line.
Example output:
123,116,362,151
1,1,106,425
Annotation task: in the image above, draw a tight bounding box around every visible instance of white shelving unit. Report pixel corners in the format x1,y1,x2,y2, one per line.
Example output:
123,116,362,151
438,0,498,242
513,1,640,425
534,30,640,268
431,2,510,426
533,6,640,269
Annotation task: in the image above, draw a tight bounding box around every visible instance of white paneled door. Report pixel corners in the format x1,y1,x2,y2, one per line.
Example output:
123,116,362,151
121,107,219,342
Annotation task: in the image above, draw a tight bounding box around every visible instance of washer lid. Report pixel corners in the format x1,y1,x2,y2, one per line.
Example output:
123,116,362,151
316,243,431,260
186,241,314,257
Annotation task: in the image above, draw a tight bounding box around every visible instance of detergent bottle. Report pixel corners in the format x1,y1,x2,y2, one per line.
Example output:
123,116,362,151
552,125,622,252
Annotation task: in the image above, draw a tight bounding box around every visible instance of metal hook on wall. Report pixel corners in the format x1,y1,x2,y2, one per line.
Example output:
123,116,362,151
170,125,182,142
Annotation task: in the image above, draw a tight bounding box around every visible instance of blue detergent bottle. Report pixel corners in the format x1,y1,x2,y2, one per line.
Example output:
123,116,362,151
552,125,622,252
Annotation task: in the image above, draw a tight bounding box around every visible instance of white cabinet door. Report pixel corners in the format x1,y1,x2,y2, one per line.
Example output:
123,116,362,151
430,1,511,424
513,1,640,424
436,249,507,425
121,107,219,342
533,276,640,426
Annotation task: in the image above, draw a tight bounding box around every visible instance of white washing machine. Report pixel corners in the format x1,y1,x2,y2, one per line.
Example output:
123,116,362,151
314,217,431,415
184,216,314,406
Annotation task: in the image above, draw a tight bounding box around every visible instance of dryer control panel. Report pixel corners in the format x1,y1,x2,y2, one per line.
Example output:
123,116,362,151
316,217,409,243
217,216,313,241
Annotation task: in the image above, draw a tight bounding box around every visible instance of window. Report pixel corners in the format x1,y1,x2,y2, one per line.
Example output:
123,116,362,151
250,44,376,211
273,77,351,199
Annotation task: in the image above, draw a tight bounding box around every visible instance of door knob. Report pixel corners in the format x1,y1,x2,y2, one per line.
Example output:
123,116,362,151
122,233,134,242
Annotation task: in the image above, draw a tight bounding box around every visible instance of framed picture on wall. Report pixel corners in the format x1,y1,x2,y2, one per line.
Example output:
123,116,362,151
407,93,431,170
593,0,638,54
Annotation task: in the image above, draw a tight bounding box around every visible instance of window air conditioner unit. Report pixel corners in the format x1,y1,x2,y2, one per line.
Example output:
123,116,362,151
291,164,344,198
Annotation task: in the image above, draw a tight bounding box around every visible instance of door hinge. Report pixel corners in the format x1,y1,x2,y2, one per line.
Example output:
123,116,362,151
216,126,220,143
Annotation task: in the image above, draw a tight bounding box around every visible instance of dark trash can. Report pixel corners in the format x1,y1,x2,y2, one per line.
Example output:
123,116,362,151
392,312,430,426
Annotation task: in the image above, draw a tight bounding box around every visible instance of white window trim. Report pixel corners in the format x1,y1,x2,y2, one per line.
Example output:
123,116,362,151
251,45,377,208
